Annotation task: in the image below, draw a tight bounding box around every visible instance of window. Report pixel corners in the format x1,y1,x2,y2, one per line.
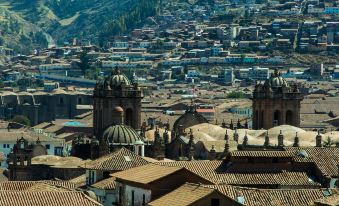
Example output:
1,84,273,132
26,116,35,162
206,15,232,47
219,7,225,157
45,144,50,150
59,97,64,104
54,147,62,156
131,190,135,206
91,171,95,183
211,198,220,206
119,186,123,204
142,194,146,206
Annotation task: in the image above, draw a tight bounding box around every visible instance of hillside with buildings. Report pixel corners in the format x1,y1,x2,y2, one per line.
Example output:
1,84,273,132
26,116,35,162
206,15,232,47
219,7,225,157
0,0,337,205
0,0,160,51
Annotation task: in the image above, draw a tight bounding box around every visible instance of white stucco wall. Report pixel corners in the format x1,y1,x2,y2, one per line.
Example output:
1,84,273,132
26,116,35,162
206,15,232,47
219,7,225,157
117,182,152,206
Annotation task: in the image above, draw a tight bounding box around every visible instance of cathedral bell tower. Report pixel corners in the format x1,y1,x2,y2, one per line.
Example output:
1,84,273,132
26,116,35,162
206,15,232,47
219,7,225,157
93,68,143,138
252,70,303,129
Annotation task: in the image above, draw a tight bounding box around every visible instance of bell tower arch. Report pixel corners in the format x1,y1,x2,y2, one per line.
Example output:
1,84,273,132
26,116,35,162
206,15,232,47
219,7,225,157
252,70,303,129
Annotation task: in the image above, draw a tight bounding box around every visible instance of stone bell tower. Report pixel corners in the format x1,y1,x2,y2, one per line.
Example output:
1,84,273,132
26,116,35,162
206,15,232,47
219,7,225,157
252,70,303,129
93,68,143,138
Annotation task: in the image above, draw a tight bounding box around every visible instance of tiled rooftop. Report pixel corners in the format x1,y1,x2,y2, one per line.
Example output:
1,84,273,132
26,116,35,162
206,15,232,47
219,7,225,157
90,177,116,190
209,184,335,206
0,191,102,206
112,163,183,184
83,147,150,171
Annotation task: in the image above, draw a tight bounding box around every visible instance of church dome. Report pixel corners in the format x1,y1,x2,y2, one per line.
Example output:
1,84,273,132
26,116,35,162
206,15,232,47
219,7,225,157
269,76,288,88
95,68,131,90
102,124,141,145
108,72,131,87
173,107,208,132
268,70,288,88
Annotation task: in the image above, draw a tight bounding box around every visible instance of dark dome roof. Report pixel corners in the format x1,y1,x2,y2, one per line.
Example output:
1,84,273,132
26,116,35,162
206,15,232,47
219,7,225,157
102,124,141,145
269,76,288,88
268,69,288,88
108,73,130,87
173,107,208,132
95,68,131,90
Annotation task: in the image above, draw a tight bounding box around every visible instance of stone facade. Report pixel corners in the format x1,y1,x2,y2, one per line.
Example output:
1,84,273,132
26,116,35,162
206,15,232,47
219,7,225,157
252,70,303,129
0,90,91,126
93,69,143,138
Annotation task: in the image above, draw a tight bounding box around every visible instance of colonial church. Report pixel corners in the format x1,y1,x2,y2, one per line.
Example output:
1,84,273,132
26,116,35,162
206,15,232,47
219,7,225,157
252,70,303,129
93,68,143,136
78,68,304,160
88,68,212,159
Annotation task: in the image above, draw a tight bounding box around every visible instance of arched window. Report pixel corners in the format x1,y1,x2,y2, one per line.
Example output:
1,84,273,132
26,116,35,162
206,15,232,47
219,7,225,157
286,110,293,125
273,110,281,126
260,110,264,128
255,110,259,128
125,108,133,127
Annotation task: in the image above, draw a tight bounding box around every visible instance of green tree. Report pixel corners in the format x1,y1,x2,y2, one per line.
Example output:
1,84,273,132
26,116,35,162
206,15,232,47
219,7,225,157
227,91,246,99
79,52,90,75
323,136,335,147
12,115,30,126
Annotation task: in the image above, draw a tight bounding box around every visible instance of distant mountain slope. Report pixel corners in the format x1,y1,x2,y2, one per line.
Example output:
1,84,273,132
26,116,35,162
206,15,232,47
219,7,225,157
0,6,52,53
0,0,160,52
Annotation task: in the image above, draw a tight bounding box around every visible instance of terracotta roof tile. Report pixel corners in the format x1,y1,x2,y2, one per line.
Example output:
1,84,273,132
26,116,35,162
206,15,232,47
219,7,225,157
0,130,62,144
157,161,318,186
84,147,150,171
285,147,339,177
112,163,183,184
69,174,87,188
208,172,318,186
0,191,102,206
91,177,116,190
209,184,334,206
314,192,339,206
0,181,77,191
230,150,295,158
148,183,239,206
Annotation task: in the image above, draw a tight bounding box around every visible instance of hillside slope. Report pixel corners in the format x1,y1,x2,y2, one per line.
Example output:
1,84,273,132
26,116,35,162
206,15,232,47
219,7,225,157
0,0,160,52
